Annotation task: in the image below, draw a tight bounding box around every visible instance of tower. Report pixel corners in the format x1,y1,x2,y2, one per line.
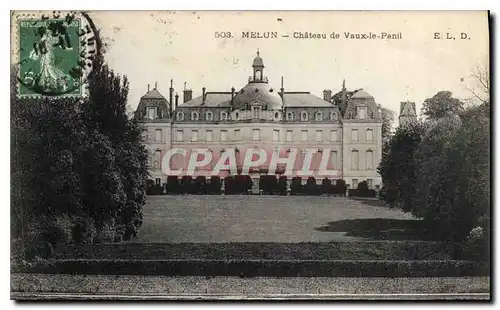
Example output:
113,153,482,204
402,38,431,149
399,101,417,127
252,49,264,81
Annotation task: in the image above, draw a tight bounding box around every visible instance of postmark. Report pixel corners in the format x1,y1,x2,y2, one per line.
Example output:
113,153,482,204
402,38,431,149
12,11,100,98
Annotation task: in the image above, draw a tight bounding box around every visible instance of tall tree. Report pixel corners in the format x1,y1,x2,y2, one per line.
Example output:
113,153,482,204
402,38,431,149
378,104,395,142
421,91,464,120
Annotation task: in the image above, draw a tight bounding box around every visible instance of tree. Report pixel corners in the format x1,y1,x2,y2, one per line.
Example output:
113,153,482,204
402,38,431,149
461,64,490,105
378,121,426,211
321,178,332,195
378,104,396,142
421,91,464,120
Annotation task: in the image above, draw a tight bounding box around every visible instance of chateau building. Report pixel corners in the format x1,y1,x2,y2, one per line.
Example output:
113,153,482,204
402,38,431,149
135,51,383,191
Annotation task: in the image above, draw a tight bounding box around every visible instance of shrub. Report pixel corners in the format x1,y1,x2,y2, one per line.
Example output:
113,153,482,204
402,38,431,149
71,217,97,245
277,176,288,195
166,176,180,194
208,176,222,195
306,177,318,195
259,175,277,195
334,179,347,196
290,177,302,195
321,178,332,195
180,176,193,194
194,176,207,194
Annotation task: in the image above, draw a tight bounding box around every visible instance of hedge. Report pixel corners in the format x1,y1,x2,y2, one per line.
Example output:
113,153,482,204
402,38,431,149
21,259,489,278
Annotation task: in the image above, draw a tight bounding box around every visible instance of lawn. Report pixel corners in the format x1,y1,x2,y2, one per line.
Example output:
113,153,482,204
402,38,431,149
135,195,415,243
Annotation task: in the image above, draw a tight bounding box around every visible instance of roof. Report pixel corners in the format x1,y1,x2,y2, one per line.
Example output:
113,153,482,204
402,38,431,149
351,89,374,99
400,101,417,116
283,92,333,107
178,93,232,108
253,56,264,67
232,82,283,110
141,88,167,100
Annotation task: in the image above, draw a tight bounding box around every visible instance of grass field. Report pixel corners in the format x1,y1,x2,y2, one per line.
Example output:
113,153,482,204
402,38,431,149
136,195,415,243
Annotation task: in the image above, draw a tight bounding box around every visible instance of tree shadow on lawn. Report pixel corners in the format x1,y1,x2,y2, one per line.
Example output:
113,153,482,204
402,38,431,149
315,218,440,241
350,198,392,208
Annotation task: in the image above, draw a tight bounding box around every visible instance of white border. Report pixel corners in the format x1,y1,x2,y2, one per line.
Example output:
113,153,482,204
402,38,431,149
3,1,497,309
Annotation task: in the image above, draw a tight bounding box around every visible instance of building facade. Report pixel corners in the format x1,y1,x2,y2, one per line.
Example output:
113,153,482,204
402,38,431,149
135,51,383,190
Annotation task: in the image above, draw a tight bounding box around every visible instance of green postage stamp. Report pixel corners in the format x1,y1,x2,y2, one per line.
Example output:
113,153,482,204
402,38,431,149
12,11,98,97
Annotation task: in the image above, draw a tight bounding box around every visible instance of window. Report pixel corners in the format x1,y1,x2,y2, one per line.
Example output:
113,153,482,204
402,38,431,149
300,111,308,121
252,107,261,119
315,130,323,142
221,112,228,121
315,112,323,121
234,129,241,141
330,130,338,142
273,129,280,142
191,130,198,142
155,129,162,142
367,179,373,189
155,150,162,170
253,129,261,141
274,112,280,119
221,130,228,142
351,129,358,142
191,112,199,121
146,107,158,119
205,111,213,121
255,70,262,80
351,150,359,170
330,112,338,121
155,178,161,185
286,130,293,142
206,130,213,142
301,130,308,142
352,179,359,189
366,150,373,170
358,107,367,120
235,112,240,120
331,151,338,169
287,112,294,121
176,130,184,142
366,129,373,141
176,111,184,121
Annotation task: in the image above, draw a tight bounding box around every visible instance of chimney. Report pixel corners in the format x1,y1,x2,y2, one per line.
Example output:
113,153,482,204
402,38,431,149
323,89,332,102
175,93,179,111
280,76,284,97
183,89,192,103
231,87,235,103
147,84,150,92
202,87,206,104
169,79,174,116
155,81,158,89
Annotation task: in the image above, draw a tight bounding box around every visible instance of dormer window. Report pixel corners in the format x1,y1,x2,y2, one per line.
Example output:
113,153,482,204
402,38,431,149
286,112,294,121
146,107,158,119
300,111,308,121
191,112,199,121
205,111,213,121
357,106,367,120
176,111,184,121
330,112,338,121
221,111,228,121
252,106,261,119
315,111,323,121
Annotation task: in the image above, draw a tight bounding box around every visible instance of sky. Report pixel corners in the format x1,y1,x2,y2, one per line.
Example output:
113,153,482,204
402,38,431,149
90,11,489,123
